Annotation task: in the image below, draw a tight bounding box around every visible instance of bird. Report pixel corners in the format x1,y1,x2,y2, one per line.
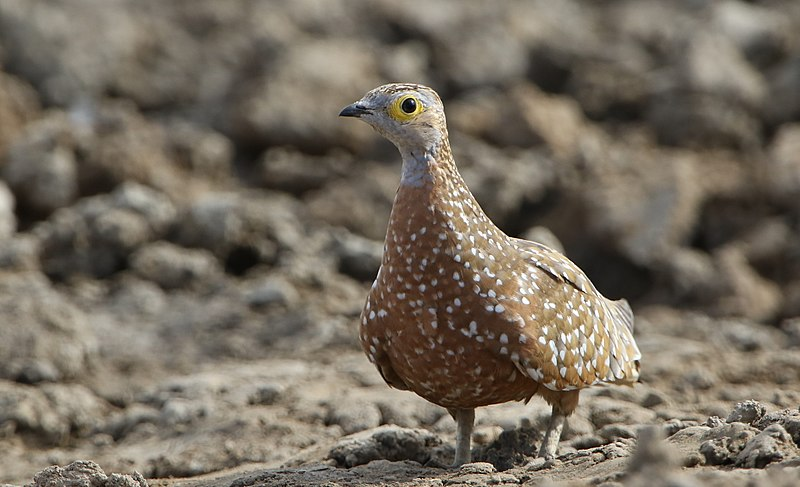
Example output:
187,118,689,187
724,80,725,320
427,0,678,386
339,83,641,467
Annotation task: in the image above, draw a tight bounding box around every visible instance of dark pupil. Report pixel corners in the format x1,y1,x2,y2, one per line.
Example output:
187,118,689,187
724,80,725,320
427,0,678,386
401,97,417,114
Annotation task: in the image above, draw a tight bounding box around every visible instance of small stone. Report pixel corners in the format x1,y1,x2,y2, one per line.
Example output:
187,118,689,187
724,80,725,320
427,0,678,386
0,273,97,383
677,369,716,392
718,319,783,352
92,209,152,250
328,425,442,468
0,71,40,156
781,317,800,348
683,451,704,468
243,276,299,308
600,439,636,460
164,120,233,180
765,124,800,202
258,147,351,195
174,191,303,273
662,419,698,437
91,434,114,447
4,114,79,218
571,454,594,466
30,461,107,487
248,384,284,406
667,425,712,460
0,234,41,271
471,425,502,446
648,92,760,150
0,182,17,239
598,424,637,441
305,164,396,241
100,403,160,441
754,408,800,446
699,422,759,466
458,462,496,474
571,435,604,450
331,229,382,282
130,242,222,290
712,246,782,322
28,460,148,487
160,398,208,426
735,424,799,469
106,472,148,487
765,58,800,126
326,401,382,435
641,391,669,408
726,400,766,425
710,0,792,68
588,397,658,429
230,38,381,153
525,457,547,471
110,183,177,235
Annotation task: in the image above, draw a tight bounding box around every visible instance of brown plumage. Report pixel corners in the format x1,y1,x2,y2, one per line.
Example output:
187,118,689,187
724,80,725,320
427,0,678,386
340,83,641,466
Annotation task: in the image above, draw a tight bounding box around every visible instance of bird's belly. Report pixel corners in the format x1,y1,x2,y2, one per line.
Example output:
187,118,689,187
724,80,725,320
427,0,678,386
371,319,539,409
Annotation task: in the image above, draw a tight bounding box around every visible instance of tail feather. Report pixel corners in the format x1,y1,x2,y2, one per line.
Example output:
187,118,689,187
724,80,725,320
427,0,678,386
609,298,634,334
607,298,642,378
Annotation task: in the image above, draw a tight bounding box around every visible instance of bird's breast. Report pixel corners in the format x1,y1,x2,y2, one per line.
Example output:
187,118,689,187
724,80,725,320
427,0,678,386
358,186,540,407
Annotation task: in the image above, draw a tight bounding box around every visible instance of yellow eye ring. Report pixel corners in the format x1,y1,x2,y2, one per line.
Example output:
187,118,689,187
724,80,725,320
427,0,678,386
389,95,424,121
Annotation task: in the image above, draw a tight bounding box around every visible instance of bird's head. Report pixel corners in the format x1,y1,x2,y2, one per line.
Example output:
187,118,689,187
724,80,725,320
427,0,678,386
339,83,447,154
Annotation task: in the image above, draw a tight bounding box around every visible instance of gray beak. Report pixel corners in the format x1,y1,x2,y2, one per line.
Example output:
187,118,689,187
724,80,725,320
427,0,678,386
339,103,371,118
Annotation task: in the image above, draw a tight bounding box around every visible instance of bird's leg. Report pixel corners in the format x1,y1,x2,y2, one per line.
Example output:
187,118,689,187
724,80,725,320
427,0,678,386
448,407,475,466
537,389,579,460
538,405,566,459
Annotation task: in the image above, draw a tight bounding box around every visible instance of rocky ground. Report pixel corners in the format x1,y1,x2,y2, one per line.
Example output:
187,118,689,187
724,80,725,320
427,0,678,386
1,1,799,486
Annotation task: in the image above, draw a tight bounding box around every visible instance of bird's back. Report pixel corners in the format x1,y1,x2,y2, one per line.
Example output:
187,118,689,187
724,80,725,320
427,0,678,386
507,238,641,390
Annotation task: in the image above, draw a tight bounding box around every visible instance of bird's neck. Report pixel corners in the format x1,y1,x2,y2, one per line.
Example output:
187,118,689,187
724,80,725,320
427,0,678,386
391,139,499,242
398,134,462,188
399,136,446,188
399,150,434,187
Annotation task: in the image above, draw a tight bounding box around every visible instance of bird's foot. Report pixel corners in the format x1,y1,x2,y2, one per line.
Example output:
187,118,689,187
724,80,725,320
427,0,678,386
538,407,566,460
526,456,557,471
451,408,475,468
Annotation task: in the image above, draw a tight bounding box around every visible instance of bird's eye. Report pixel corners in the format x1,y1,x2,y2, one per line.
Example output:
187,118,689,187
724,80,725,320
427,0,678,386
389,95,424,121
401,97,417,114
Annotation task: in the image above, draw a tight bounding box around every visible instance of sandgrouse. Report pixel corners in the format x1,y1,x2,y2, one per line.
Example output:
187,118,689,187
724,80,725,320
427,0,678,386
339,83,641,466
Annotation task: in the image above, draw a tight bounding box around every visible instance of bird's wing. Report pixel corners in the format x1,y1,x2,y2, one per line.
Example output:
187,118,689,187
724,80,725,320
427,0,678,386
497,239,641,391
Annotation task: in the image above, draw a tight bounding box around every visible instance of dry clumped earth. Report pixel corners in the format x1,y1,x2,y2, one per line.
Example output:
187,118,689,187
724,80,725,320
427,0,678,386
1,1,800,486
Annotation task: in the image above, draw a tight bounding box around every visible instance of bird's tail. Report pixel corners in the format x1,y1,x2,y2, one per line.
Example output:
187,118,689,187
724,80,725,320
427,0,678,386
610,298,634,334
607,297,641,382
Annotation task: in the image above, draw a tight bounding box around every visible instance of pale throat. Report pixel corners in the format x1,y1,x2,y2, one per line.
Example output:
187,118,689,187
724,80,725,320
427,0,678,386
399,138,445,188
398,150,434,187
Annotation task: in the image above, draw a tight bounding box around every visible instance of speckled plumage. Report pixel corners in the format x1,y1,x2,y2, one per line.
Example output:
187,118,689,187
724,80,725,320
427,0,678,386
340,83,641,466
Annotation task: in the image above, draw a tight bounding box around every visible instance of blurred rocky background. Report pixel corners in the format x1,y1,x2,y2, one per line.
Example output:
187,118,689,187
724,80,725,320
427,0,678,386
0,1,799,486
